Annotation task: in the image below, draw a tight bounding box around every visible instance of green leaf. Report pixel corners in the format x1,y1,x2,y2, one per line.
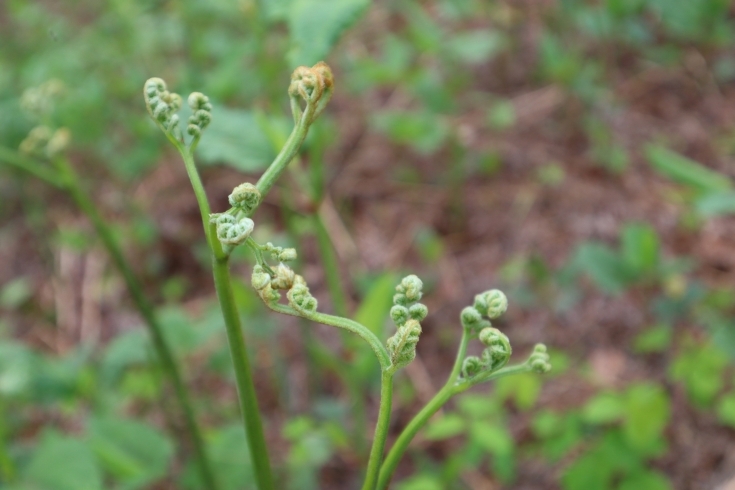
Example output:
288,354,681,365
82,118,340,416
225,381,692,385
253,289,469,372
495,373,542,411
446,30,504,64
0,341,36,397
622,383,671,451
487,99,516,130
633,324,672,354
24,433,103,490
0,277,32,309
287,0,369,67
695,191,735,217
470,421,514,456
581,392,624,424
354,272,399,338
645,144,731,192
423,413,466,440
574,242,630,294
395,474,443,490
561,447,615,490
716,393,735,428
618,470,672,490
180,424,253,490
620,223,659,277
87,416,174,490
196,107,275,172
371,111,449,155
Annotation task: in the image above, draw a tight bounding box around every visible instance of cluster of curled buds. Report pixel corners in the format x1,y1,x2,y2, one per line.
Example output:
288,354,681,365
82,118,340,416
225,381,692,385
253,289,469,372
19,126,71,158
288,62,334,124
287,275,318,314
20,79,65,119
229,183,261,215
251,265,281,304
458,289,514,380
144,78,184,140
186,92,212,138
387,275,429,371
528,344,551,374
263,242,297,263
209,213,254,253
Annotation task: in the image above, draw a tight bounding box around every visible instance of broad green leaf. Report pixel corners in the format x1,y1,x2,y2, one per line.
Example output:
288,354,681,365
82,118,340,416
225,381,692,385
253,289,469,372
633,324,672,354
620,223,659,277
495,373,542,410
581,391,624,424
618,470,672,490
101,329,149,382
716,393,735,428
371,111,449,155
354,272,399,338
574,242,630,294
446,30,504,64
470,421,514,456
645,145,731,192
0,341,36,396
287,0,369,67
622,383,670,450
180,424,253,490
396,474,443,490
423,413,466,440
87,416,173,489
695,191,735,217
561,447,615,490
24,433,103,490
196,107,274,172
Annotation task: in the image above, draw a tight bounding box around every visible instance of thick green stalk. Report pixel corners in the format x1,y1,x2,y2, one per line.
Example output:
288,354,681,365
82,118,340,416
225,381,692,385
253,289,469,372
361,371,394,490
51,157,219,490
177,146,275,490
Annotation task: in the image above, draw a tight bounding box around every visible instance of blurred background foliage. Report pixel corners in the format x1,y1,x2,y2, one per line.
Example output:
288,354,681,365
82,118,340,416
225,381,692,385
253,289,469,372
2,0,735,488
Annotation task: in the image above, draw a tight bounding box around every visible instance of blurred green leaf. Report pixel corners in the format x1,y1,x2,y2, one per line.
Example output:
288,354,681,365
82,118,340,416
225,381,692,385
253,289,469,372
581,392,623,424
287,0,369,66
423,413,466,440
496,373,542,410
670,339,728,407
645,145,731,192
354,272,399,339
446,30,504,64
88,416,173,490
395,474,443,490
0,341,36,397
196,107,274,172
716,393,735,428
24,433,102,490
561,446,615,490
618,470,672,490
470,421,514,456
620,222,659,277
622,383,670,450
0,277,32,309
633,324,672,353
574,242,630,294
372,111,449,155
180,424,253,490
695,191,735,217
487,100,516,130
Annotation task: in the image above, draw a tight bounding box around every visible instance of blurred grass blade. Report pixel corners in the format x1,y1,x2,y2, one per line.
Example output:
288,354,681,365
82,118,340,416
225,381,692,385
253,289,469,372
645,144,731,192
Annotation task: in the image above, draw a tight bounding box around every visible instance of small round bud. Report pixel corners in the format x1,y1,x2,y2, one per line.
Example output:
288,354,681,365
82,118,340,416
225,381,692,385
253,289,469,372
168,93,183,112
393,293,409,307
399,275,423,302
188,92,209,111
462,356,483,378
46,128,71,156
460,306,482,330
270,263,296,290
390,305,409,326
258,283,281,304
212,216,255,246
485,290,508,319
287,282,318,313
278,248,297,262
187,124,201,137
529,343,551,374
251,265,271,290
387,319,422,370
228,183,261,213
479,327,511,371
408,303,428,322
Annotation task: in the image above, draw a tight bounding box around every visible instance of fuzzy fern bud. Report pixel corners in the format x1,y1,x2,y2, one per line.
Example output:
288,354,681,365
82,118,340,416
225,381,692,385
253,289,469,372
528,344,551,374
462,356,483,378
387,319,422,370
187,92,213,137
278,248,297,262
474,289,508,319
144,78,184,140
287,276,318,313
460,306,483,331
479,327,512,371
251,265,271,290
270,263,296,290
288,62,334,123
228,182,261,214
210,214,255,248
408,303,428,322
397,275,423,302
390,305,410,326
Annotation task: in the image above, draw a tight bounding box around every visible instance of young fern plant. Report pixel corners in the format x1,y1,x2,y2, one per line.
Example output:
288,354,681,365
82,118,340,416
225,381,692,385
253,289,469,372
145,63,551,489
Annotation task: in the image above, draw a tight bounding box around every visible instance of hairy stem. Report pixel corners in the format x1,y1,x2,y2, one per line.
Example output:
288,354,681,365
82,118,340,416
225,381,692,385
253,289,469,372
377,328,471,489
361,370,394,490
50,156,219,490
177,146,275,490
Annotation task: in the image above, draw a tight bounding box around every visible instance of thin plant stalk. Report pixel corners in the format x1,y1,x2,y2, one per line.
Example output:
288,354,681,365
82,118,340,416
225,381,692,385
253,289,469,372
361,370,394,490
175,144,275,490
0,147,219,490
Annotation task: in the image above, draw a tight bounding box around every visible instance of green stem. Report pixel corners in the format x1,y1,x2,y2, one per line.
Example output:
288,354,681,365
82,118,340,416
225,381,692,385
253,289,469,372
0,146,62,187
254,103,316,202
361,371,394,490
176,145,275,490
51,157,219,490
377,328,471,490
263,302,390,370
